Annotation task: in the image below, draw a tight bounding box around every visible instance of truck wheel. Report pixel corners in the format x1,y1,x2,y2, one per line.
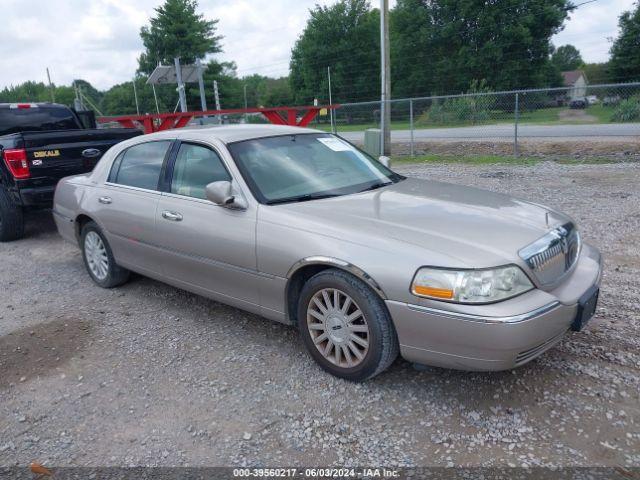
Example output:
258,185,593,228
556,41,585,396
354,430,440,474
297,268,399,381
80,221,129,288
0,187,24,241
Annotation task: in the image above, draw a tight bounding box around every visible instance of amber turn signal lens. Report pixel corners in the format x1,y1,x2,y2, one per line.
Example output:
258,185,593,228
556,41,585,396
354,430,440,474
412,285,454,299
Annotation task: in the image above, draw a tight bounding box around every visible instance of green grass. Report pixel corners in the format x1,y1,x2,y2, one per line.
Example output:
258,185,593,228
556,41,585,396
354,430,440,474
516,107,563,124
586,104,615,123
311,104,618,132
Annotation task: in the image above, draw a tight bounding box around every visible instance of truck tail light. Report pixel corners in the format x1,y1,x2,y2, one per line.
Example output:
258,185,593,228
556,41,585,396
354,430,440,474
3,148,30,179
9,103,37,109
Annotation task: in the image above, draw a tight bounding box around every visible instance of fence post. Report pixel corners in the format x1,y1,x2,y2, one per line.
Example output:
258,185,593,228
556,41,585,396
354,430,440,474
409,99,414,157
514,93,519,157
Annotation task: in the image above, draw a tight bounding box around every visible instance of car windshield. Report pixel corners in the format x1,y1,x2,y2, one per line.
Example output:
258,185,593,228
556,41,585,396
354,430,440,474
228,133,404,204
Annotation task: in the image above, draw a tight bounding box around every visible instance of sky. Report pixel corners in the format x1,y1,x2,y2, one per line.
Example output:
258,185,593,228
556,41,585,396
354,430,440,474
0,0,635,92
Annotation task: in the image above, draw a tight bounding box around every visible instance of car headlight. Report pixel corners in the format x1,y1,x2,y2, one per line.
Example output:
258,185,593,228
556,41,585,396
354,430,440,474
411,265,534,304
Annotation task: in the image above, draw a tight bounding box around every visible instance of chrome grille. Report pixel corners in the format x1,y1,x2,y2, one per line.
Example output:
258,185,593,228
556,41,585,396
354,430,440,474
519,223,580,286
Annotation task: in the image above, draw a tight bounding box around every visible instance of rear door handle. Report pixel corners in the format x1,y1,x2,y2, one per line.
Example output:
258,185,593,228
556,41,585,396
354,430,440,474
98,196,112,204
162,211,183,222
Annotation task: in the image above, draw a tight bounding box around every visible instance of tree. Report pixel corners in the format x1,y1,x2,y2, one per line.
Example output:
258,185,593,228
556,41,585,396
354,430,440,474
290,0,379,104
257,77,293,107
609,3,640,83
551,44,584,71
582,62,612,85
391,0,571,96
0,79,98,109
138,0,222,74
101,77,170,115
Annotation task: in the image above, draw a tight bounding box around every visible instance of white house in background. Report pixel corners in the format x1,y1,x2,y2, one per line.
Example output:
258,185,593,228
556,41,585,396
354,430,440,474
562,70,588,99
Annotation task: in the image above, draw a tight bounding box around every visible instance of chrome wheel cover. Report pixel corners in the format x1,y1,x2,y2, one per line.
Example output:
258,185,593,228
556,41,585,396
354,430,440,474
84,231,109,281
306,288,370,368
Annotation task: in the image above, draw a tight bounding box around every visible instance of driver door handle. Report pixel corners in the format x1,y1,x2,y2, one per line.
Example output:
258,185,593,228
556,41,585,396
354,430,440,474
162,210,183,222
98,196,112,205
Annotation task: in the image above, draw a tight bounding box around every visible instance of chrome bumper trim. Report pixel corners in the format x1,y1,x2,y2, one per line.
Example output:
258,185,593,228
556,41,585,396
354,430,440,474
406,301,562,324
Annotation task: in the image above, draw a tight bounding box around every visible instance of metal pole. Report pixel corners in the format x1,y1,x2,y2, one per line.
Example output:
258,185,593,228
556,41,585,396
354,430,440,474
244,84,248,123
380,0,391,156
46,68,55,102
213,80,221,124
328,66,335,134
514,93,519,157
73,82,81,111
409,99,414,157
132,77,140,115
174,57,187,113
152,84,160,114
196,59,207,112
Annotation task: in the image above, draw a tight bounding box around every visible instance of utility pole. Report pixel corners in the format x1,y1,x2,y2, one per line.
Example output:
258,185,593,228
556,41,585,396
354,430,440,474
213,80,221,124
379,0,391,156
46,67,55,103
243,84,248,123
132,77,140,115
328,66,335,134
151,84,160,114
174,57,187,112
196,59,207,112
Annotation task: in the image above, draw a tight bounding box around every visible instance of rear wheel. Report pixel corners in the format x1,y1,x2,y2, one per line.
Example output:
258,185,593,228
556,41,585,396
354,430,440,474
80,221,129,288
297,268,398,381
0,187,24,242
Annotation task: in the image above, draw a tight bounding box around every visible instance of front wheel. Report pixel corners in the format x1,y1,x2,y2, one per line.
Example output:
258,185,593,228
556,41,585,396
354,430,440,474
80,221,129,288
297,268,399,381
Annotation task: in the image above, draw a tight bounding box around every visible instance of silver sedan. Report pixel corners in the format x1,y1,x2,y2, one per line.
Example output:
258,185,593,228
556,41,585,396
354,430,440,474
53,125,602,381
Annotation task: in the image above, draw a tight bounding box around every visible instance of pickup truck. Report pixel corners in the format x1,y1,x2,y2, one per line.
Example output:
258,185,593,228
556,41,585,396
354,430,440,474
0,102,141,241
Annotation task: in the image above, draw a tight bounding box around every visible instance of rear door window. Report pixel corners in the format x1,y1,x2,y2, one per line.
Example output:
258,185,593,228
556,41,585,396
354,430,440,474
110,141,171,191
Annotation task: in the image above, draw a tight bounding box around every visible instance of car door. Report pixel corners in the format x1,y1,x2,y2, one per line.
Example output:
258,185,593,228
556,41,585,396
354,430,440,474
154,141,260,308
92,139,173,276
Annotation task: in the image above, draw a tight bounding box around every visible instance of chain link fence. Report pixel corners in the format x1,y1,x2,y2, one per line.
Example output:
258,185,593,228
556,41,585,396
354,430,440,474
331,82,640,157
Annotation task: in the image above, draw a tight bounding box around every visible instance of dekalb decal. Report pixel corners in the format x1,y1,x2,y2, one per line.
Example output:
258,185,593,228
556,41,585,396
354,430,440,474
33,149,60,158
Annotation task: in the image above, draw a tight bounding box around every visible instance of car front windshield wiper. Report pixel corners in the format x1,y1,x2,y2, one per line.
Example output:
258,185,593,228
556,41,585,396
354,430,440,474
266,192,343,205
357,181,393,193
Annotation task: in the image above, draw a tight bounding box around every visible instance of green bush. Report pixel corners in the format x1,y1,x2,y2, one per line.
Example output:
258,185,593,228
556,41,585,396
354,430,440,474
417,80,494,126
611,96,640,122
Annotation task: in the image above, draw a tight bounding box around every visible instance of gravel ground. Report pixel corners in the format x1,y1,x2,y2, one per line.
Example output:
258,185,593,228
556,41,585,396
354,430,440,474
1,161,639,469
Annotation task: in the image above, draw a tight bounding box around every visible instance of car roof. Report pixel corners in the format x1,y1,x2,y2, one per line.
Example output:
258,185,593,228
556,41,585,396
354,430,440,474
138,124,324,144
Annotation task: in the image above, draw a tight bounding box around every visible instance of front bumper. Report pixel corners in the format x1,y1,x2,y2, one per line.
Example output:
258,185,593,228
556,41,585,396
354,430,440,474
387,242,603,371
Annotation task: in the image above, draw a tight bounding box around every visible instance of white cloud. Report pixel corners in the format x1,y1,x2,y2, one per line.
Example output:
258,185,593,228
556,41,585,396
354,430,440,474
0,0,633,92
552,0,636,63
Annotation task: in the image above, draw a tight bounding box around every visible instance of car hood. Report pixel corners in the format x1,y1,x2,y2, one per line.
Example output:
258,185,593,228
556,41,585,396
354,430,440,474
270,177,571,268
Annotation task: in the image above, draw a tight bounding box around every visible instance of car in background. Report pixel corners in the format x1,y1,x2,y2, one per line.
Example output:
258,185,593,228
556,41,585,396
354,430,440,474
53,125,602,381
586,95,599,105
0,102,141,241
569,98,588,109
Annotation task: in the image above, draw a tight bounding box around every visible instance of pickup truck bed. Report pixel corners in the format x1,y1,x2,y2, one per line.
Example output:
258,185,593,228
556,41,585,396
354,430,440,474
0,102,141,240
2,128,140,207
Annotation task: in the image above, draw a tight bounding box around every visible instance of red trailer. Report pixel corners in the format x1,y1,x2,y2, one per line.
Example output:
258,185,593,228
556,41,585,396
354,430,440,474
98,105,339,134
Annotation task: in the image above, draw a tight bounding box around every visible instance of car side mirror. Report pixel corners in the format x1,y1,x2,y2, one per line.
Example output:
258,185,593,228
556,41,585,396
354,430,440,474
378,156,391,167
205,181,245,209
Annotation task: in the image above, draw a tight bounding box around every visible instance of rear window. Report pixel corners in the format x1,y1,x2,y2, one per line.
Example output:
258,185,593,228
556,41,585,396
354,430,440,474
109,141,172,191
0,106,81,136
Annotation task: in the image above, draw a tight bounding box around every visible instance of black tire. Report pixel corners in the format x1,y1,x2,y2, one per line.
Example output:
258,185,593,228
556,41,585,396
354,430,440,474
297,268,399,381
0,186,24,241
80,221,129,288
